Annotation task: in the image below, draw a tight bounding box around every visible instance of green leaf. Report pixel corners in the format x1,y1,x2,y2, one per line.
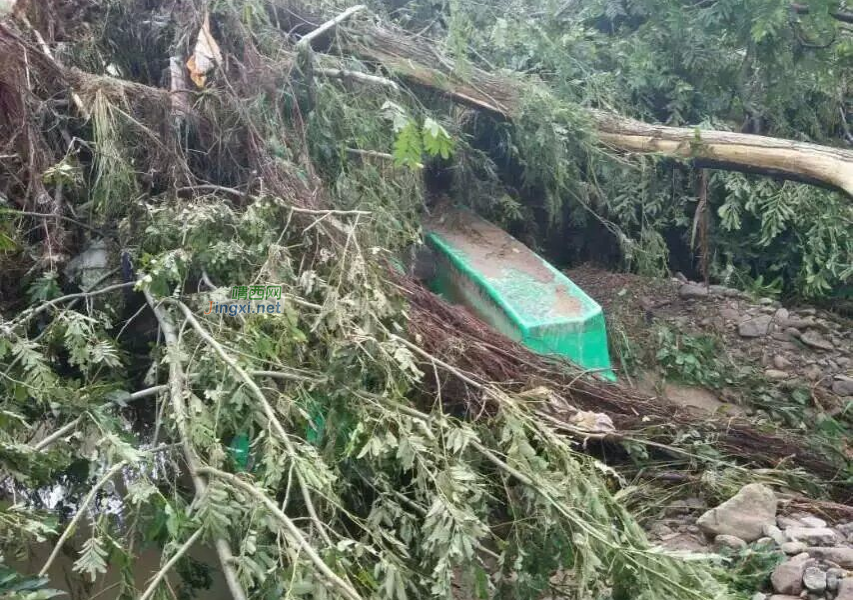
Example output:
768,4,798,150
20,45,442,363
392,121,423,169
421,118,454,159
73,537,108,581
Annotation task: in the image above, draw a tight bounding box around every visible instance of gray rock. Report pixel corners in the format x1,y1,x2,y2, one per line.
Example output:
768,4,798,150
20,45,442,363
773,355,794,370
803,364,824,381
781,541,807,555
767,596,801,600
801,329,834,351
803,567,827,593
714,534,748,551
740,315,774,338
679,283,709,298
826,568,843,592
785,327,803,340
827,572,839,592
697,483,777,541
765,369,791,380
771,553,809,595
764,523,788,545
831,375,853,396
837,578,853,600
752,594,767,600
780,316,816,330
799,516,827,529
648,522,674,538
774,308,790,322
805,547,853,568
778,516,805,529
720,307,741,321
785,527,838,546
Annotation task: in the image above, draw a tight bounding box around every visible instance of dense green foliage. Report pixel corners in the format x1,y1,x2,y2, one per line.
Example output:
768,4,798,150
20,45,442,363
0,1,850,600
390,0,852,296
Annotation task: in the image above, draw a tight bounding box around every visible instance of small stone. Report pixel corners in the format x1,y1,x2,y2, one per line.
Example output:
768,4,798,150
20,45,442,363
740,314,774,338
765,523,788,545
805,547,853,568
767,596,801,600
782,541,807,555
715,534,748,551
765,369,791,380
831,375,853,396
799,516,828,529
779,516,806,529
803,567,827,593
720,307,741,321
759,297,775,305
774,307,790,322
757,536,774,545
774,355,794,369
785,327,803,339
697,483,777,542
648,522,674,538
679,283,709,298
803,364,824,381
801,329,835,351
752,594,768,600
771,553,809,594
827,573,839,592
786,527,838,546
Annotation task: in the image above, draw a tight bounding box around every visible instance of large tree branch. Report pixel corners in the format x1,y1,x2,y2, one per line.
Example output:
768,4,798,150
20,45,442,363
337,23,853,197
591,111,853,197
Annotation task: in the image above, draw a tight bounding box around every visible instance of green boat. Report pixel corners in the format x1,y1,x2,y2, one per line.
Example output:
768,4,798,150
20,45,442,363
425,207,615,380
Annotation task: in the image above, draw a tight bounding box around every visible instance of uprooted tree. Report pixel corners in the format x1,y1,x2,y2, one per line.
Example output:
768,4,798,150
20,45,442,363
0,1,851,600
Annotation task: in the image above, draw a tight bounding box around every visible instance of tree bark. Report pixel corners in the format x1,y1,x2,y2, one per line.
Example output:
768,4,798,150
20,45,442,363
591,111,853,196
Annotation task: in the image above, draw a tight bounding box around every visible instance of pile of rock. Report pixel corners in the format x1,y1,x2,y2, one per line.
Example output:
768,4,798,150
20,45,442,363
675,278,852,405
693,483,853,600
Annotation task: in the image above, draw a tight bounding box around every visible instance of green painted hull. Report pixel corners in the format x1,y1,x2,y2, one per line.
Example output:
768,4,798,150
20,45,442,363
426,208,614,380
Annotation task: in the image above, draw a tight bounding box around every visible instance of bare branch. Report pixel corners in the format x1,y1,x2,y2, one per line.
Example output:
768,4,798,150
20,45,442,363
296,5,367,49
315,67,399,91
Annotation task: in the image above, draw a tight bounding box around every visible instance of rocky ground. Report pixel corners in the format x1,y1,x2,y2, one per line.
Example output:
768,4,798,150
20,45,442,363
645,482,853,600
566,266,852,598
567,266,853,420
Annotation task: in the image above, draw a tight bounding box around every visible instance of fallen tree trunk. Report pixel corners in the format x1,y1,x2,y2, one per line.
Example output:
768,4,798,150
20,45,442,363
340,23,853,197
592,110,853,196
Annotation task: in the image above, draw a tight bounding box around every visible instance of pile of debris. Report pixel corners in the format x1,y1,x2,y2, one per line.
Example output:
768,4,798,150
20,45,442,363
648,483,853,600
